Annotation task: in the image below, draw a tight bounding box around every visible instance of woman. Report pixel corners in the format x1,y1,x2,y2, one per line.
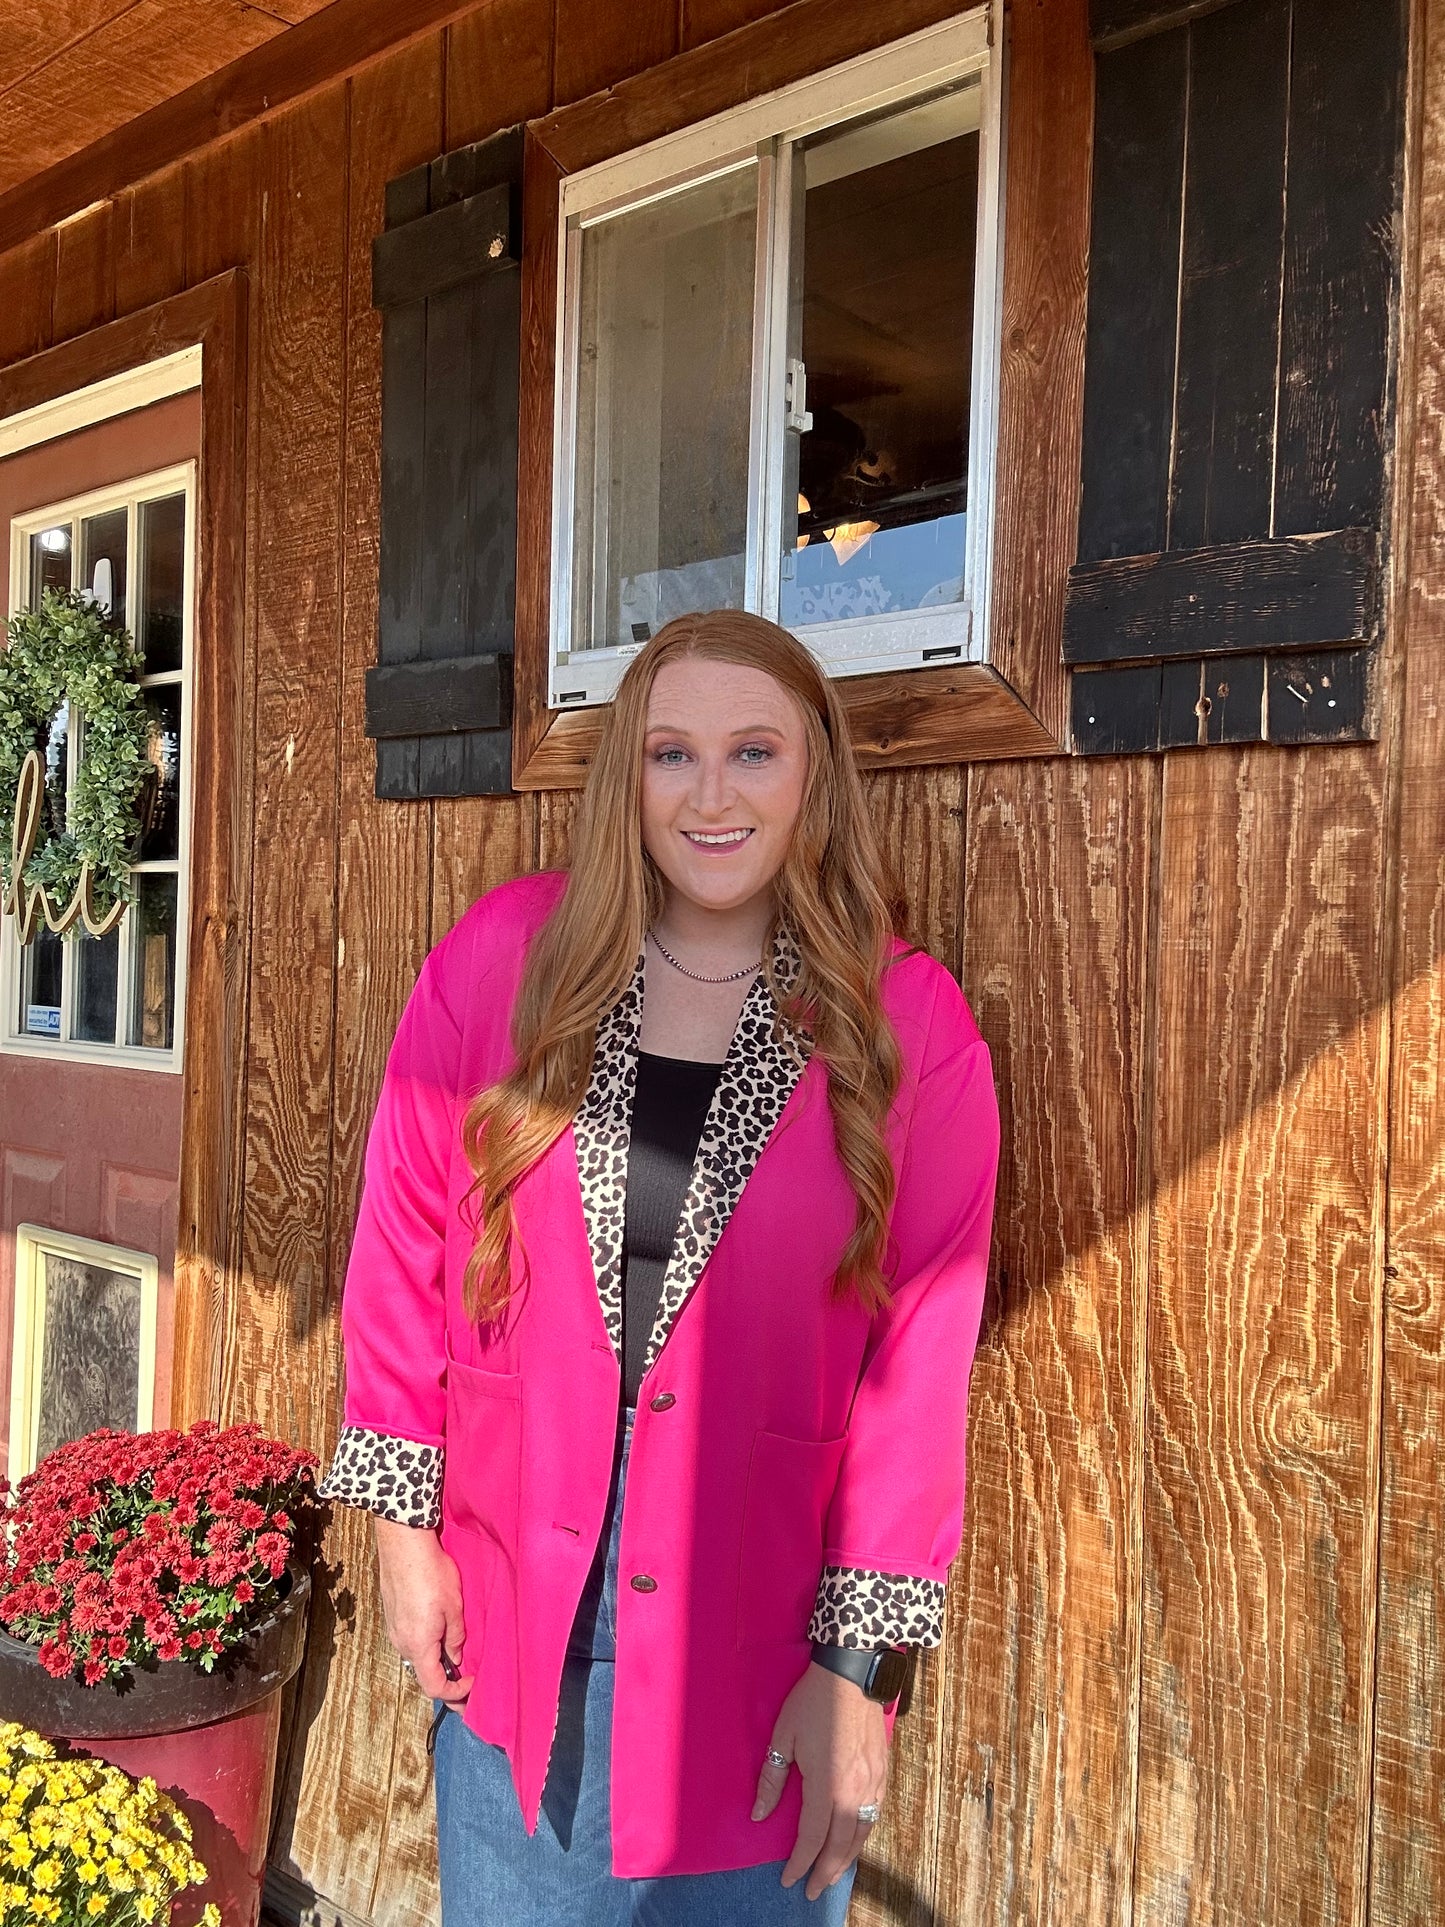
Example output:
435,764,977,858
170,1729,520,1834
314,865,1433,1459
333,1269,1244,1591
319,610,1000,1922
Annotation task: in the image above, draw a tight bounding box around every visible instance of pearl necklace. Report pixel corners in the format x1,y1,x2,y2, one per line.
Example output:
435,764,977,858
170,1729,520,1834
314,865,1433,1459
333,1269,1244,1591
647,929,762,985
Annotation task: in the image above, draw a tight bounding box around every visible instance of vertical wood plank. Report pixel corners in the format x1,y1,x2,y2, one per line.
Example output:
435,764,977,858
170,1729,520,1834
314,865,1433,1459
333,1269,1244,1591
537,787,580,870
848,763,966,1927
51,202,114,339
222,75,348,1482
553,0,678,108
1168,0,1289,550
937,756,1155,1927
987,0,1091,744
445,0,553,144
114,165,188,313
1369,0,1445,1914
1077,27,1186,567
1136,743,1390,1927
0,232,56,365
266,42,449,1927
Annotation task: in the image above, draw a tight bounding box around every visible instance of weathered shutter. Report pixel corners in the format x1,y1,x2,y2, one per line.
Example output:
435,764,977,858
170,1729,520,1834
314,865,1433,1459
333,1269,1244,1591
366,125,522,797
1067,0,1407,753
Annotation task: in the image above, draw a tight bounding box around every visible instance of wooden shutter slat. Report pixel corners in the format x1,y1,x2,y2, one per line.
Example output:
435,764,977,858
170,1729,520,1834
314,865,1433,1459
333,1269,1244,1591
371,182,515,310
1064,530,1376,665
1168,0,1289,550
365,654,511,737
1275,0,1407,535
1077,29,1187,564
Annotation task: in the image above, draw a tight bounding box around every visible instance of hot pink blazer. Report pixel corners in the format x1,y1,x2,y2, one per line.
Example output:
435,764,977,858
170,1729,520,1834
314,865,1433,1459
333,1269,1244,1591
320,867,999,1877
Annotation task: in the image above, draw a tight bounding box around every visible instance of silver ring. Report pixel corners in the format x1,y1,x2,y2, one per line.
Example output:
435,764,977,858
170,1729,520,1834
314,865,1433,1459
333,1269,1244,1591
766,1747,788,1769
857,1801,881,1824
402,1660,416,1676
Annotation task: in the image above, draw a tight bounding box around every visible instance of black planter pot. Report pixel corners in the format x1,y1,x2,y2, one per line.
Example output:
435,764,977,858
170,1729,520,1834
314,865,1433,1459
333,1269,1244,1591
0,1562,311,1740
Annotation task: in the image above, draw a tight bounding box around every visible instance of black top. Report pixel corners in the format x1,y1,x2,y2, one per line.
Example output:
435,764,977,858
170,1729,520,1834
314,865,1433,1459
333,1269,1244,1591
620,1050,723,1408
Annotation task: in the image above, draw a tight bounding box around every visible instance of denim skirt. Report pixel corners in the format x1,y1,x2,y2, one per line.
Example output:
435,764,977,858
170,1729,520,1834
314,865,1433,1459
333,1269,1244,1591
431,1402,858,1925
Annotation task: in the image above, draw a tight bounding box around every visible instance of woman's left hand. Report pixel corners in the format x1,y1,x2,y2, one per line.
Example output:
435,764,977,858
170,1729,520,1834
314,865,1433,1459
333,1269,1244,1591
751,1660,889,1900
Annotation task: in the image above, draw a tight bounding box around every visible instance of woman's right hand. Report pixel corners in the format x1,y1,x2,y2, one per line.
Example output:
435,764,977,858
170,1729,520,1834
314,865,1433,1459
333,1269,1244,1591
372,1516,475,1707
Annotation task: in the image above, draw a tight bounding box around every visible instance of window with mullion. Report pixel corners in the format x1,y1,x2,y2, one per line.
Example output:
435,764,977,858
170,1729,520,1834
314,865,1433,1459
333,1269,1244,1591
6,469,192,1065
549,13,1001,708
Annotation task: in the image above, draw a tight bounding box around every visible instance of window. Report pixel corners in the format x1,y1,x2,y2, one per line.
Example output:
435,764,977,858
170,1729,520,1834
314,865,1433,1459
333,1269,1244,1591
7,1224,159,1481
2,464,194,1068
548,14,1002,707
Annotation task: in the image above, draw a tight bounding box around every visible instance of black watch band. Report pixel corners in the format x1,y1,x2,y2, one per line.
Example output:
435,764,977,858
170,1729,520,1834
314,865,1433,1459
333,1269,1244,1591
809,1641,913,1704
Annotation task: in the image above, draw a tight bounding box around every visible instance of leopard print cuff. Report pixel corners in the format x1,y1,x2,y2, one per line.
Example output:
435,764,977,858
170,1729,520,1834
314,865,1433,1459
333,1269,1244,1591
807,1565,946,1648
318,1425,444,1529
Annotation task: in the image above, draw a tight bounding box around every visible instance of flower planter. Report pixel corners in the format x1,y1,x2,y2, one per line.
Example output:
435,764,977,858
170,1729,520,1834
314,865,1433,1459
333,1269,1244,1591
0,1563,311,1927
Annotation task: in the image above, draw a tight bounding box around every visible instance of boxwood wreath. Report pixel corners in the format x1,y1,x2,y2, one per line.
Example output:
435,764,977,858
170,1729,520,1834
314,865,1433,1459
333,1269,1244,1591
0,586,155,940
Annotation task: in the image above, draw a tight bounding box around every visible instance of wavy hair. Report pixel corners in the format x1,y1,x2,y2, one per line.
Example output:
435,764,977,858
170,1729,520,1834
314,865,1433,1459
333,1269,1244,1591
459,610,913,1325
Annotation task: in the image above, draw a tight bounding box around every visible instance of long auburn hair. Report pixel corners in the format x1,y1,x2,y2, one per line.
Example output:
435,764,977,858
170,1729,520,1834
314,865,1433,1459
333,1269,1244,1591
459,610,913,1325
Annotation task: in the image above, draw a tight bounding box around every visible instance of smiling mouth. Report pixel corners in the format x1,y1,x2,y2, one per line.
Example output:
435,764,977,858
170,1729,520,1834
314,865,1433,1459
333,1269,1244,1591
682,828,754,848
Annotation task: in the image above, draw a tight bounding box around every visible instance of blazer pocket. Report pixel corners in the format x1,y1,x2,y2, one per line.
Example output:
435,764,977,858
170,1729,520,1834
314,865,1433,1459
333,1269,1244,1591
442,1349,523,1563
736,1428,848,1652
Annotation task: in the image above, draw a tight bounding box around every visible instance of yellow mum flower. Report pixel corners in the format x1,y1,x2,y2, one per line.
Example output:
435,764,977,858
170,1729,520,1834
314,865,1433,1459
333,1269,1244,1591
85,1896,107,1918
78,1859,100,1884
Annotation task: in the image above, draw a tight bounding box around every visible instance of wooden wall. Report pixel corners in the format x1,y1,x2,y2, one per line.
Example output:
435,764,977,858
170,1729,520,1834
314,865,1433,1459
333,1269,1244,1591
0,0,1440,1923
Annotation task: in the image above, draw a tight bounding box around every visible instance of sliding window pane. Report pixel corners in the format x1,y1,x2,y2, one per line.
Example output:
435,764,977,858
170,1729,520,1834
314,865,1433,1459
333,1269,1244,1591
781,86,980,629
138,494,185,673
129,872,177,1050
571,164,758,651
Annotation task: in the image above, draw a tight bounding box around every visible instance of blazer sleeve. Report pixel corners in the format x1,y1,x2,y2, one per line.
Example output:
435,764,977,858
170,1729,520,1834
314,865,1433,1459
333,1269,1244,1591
806,973,1000,1649
316,919,472,1530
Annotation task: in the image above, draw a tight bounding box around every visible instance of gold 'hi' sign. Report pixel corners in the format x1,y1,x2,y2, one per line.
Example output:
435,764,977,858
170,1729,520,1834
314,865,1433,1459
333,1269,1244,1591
3,748,127,943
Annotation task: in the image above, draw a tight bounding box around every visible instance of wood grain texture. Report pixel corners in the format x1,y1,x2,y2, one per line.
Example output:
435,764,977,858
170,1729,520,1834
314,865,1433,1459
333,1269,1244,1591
113,165,188,313
51,202,114,339
1370,0,1445,1915
848,763,967,1927
0,0,284,199
0,231,55,364
0,0,504,254
681,0,792,50
222,79,346,1488
938,754,1155,1927
552,0,677,109
1136,743,1390,1927
0,1,135,93
445,0,553,146
268,43,447,1924
984,0,1090,743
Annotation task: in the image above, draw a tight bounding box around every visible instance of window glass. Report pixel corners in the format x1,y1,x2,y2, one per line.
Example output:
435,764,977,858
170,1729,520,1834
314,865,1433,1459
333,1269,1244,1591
136,685,181,863
21,929,62,1037
74,926,120,1044
34,1251,143,1460
79,506,128,625
570,164,758,651
28,525,72,604
138,493,185,674
129,872,177,1051
781,85,980,630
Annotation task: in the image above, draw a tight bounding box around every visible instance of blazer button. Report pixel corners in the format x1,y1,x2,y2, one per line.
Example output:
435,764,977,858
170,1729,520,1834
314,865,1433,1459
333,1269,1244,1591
649,1392,676,1411
630,1573,658,1592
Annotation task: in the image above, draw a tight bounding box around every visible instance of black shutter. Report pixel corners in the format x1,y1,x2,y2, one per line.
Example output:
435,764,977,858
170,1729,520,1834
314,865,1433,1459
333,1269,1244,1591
366,126,522,798
1068,0,1407,753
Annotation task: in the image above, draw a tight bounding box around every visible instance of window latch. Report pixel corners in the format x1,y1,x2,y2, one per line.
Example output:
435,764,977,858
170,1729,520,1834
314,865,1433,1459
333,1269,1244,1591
785,358,813,436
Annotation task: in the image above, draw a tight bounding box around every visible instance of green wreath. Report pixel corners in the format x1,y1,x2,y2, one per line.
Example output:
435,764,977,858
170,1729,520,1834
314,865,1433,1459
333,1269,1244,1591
0,586,155,927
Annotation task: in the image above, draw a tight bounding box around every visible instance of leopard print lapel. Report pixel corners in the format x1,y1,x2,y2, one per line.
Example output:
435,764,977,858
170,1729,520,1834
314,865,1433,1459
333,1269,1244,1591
571,923,811,1374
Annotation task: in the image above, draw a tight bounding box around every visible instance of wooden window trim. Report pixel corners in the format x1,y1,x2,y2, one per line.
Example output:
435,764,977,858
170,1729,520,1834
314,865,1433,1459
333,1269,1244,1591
511,0,1078,789
0,271,250,1429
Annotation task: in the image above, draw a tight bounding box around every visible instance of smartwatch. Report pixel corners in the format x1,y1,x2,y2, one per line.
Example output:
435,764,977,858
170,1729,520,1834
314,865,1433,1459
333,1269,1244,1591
809,1641,913,1705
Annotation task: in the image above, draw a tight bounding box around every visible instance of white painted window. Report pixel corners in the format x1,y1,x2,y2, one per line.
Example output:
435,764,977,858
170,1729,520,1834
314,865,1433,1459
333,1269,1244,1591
7,1224,159,1483
548,10,1004,707
2,464,196,1072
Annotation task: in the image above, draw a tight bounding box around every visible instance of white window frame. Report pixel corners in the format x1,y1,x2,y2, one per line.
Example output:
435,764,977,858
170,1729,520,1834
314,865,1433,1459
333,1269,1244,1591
547,7,1005,708
7,1222,159,1484
1,461,197,1074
